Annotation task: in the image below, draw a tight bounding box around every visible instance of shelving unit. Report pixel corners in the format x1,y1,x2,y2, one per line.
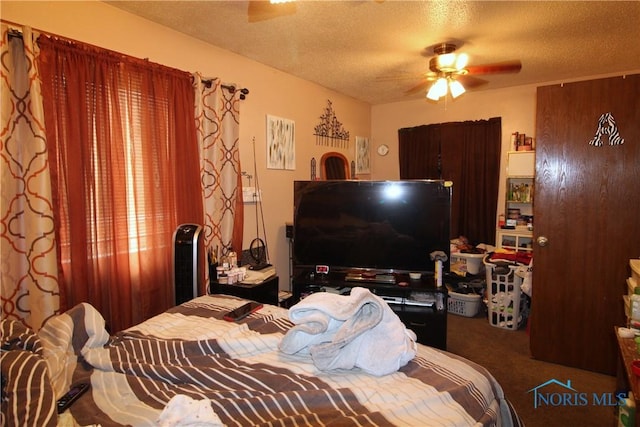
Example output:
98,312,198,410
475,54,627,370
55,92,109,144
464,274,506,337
506,176,534,223
506,151,535,176
496,228,534,253
498,151,535,251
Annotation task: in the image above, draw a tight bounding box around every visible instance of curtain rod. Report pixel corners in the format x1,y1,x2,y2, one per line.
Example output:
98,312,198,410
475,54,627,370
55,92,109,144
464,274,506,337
2,20,249,100
202,79,250,100
8,29,23,39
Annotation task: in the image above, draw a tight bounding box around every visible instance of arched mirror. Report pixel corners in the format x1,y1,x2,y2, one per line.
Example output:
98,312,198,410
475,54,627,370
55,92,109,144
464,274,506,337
320,152,350,180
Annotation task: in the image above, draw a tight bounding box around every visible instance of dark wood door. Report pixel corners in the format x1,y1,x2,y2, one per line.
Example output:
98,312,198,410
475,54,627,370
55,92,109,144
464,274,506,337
531,74,640,375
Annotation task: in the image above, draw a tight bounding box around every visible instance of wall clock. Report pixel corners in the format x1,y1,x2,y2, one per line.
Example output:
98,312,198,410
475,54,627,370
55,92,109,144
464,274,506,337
377,144,389,156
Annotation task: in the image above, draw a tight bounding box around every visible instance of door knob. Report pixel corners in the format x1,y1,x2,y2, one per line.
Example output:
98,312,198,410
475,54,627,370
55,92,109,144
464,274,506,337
537,236,548,247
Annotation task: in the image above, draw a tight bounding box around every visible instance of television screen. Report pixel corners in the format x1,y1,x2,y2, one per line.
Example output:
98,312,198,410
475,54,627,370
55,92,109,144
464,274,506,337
293,180,451,274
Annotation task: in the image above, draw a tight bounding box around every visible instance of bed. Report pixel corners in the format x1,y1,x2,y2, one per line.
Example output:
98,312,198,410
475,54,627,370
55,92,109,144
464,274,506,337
1,293,522,426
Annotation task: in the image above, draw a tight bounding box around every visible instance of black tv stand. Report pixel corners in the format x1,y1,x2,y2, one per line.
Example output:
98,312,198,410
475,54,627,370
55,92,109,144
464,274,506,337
344,272,395,284
291,270,448,350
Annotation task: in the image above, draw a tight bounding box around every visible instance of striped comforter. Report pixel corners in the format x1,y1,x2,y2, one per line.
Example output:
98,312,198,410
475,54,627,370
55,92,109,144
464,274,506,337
1,294,522,426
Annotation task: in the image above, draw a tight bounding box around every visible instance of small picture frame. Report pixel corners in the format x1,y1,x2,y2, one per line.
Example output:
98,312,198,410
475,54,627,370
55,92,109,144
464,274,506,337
355,136,370,174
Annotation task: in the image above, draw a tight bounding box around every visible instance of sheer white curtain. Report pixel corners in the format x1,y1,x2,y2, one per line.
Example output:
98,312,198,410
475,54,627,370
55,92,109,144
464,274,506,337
0,24,60,330
193,74,244,290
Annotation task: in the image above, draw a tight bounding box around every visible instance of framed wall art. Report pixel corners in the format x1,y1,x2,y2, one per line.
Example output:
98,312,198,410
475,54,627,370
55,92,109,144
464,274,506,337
355,136,370,174
266,115,295,170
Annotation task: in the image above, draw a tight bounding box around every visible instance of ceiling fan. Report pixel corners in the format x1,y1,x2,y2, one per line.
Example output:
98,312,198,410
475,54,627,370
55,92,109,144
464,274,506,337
406,43,522,100
247,0,384,23
247,0,296,23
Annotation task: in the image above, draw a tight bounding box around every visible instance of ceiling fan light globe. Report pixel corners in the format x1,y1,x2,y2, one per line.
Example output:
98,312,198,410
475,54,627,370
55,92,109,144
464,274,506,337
426,84,441,100
449,79,466,98
436,53,457,72
433,77,448,97
454,53,469,71
427,78,447,100
426,91,440,101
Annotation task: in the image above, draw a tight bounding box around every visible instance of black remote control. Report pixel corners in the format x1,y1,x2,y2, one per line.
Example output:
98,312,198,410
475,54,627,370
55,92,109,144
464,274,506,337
56,383,90,414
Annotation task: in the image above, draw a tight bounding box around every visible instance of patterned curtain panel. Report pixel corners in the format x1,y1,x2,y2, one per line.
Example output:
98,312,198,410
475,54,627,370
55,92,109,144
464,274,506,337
0,25,60,330
193,75,243,289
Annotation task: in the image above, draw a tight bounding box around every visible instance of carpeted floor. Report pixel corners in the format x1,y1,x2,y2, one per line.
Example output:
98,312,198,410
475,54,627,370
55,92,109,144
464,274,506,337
446,311,619,427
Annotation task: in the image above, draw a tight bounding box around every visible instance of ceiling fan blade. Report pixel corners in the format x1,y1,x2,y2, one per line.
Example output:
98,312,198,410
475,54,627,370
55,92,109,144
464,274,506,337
465,60,522,75
457,75,489,89
248,1,296,23
404,79,432,95
376,74,424,82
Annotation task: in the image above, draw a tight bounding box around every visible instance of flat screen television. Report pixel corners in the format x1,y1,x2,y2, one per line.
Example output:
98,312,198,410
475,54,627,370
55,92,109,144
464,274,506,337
293,180,451,275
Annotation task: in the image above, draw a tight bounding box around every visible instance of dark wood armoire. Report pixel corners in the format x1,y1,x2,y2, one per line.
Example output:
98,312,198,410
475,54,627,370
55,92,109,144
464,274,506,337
531,74,640,374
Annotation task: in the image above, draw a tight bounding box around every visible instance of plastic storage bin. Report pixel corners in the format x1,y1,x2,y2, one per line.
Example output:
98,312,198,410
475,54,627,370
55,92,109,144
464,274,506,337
448,291,482,317
450,252,485,275
485,260,528,330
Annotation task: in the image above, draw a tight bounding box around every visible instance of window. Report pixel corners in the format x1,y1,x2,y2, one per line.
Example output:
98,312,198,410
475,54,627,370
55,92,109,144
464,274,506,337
38,36,203,331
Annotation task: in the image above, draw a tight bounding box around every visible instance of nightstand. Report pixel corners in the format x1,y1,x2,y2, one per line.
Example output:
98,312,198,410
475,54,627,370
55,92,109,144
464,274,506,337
210,275,279,306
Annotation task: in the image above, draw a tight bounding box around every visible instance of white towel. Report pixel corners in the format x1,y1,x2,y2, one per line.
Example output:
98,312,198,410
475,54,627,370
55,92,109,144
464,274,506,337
279,287,417,376
157,395,223,427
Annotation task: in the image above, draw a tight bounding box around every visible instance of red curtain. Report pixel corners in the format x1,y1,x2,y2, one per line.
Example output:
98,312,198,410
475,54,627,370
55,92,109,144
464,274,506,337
398,118,501,245
38,36,203,332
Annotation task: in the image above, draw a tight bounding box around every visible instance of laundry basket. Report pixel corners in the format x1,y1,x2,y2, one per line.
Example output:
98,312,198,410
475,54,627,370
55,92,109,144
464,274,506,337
448,291,482,317
484,257,529,330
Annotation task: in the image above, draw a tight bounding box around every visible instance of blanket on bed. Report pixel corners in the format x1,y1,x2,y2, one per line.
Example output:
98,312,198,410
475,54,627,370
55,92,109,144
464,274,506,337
1,295,523,427
1,320,57,427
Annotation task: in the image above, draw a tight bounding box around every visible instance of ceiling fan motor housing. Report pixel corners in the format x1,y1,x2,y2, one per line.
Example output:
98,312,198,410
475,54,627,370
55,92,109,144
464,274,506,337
429,43,468,75
433,43,457,55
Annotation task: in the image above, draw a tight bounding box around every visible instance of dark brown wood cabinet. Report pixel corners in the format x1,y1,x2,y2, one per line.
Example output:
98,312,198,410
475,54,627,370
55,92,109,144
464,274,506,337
530,74,640,374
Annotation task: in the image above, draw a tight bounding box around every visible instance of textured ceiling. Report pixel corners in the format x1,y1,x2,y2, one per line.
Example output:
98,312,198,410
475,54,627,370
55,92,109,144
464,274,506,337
106,1,640,105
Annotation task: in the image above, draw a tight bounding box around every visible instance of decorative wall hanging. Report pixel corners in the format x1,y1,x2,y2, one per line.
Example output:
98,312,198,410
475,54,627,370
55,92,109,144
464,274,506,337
355,136,370,174
266,114,296,170
589,112,625,146
314,99,350,148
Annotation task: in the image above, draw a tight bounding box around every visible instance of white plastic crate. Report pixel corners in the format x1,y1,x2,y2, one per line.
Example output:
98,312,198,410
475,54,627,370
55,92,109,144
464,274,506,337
448,291,482,317
485,260,528,330
450,252,485,275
